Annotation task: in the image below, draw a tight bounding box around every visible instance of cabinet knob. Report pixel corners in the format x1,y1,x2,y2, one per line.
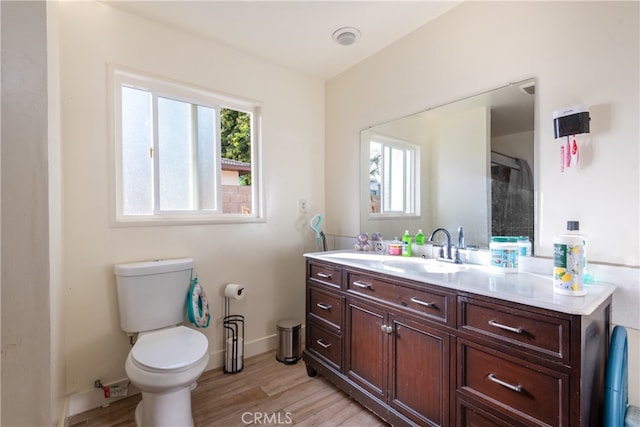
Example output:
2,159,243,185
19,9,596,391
380,324,393,334
316,302,332,311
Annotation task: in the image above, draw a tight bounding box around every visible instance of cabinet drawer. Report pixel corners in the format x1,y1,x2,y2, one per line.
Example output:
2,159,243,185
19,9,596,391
347,271,450,324
458,341,569,426
456,399,522,427
308,261,342,289
458,297,570,363
347,271,399,301
396,284,451,323
309,286,343,330
308,321,342,370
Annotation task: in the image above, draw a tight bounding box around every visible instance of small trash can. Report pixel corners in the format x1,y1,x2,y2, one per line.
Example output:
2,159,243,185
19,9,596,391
276,318,301,364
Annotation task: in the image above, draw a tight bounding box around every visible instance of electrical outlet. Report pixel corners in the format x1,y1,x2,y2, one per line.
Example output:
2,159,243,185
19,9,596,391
299,198,308,213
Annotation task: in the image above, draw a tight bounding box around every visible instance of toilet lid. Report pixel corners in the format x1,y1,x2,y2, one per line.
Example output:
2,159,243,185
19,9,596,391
131,326,208,371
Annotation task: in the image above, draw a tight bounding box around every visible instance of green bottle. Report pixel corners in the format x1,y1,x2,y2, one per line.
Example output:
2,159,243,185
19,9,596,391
415,229,425,246
401,230,412,257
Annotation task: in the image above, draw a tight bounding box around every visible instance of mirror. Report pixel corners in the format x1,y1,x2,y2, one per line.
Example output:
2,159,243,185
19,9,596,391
360,78,535,250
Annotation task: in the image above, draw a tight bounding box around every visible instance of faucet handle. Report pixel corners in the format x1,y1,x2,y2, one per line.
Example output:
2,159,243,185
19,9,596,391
454,247,462,264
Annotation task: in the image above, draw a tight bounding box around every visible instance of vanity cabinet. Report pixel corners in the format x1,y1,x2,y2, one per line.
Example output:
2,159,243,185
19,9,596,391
303,257,612,427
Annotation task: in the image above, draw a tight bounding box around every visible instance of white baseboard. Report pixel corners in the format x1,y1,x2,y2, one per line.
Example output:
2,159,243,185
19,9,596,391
64,332,283,420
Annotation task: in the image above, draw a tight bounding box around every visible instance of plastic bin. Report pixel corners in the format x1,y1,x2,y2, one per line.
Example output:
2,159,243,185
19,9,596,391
276,318,301,364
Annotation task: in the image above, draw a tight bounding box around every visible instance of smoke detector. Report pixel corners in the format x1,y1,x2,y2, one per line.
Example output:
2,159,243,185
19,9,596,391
332,27,361,46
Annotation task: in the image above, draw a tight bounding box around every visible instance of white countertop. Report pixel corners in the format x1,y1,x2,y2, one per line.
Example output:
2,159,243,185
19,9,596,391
304,250,617,316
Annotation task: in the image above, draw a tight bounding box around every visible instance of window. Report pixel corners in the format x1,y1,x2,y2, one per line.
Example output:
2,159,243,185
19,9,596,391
368,135,419,216
111,67,262,224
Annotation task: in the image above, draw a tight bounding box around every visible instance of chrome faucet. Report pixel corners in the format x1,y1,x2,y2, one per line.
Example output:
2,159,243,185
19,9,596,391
429,227,463,264
429,228,452,260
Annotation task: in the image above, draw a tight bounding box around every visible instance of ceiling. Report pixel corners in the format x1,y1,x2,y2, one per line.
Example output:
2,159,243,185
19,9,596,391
101,1,462,81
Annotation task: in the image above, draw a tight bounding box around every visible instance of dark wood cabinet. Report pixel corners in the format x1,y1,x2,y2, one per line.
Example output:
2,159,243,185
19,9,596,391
303,257,612,427
346,297,387,400
389,311,450,426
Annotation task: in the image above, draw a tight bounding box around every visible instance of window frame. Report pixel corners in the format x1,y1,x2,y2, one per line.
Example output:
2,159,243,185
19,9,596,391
109,65,264,226
367,133,420,218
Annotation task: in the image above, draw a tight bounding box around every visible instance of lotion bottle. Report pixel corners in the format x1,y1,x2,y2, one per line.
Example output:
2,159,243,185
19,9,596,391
553,221,586,296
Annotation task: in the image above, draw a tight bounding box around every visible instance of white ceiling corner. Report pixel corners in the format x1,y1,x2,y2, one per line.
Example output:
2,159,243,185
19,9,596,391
100,0,462,80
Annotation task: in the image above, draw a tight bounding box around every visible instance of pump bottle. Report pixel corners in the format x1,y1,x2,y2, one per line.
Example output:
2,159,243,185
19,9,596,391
401,230,412,257
413,229,425,257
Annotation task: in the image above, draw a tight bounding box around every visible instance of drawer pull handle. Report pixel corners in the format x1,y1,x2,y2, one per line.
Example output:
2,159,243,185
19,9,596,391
316,339,332,349
488,320,523,334
316,302,332,311
353,280,373,290
487,373,523,393
410,297,434,307
316,272,332,279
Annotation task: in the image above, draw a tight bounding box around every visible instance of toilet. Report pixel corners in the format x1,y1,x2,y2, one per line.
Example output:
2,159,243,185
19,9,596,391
114,258,209,427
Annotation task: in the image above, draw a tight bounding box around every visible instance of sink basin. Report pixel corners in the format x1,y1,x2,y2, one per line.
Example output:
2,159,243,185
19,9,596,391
381,258,466,274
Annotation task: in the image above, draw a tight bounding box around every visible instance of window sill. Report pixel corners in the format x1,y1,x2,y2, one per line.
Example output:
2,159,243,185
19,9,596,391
111,214,266,227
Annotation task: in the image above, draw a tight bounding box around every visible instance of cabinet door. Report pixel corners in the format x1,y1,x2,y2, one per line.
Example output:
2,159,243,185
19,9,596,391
390,313,450,427
346,297,387,400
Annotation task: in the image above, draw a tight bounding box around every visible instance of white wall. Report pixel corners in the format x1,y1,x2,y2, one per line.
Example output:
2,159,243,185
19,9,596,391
326,0,639,405
47,1,66,424
1,2,53,425
57,0,324,411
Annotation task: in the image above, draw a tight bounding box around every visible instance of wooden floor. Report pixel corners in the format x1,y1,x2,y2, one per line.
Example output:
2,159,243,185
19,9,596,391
67,351,388,427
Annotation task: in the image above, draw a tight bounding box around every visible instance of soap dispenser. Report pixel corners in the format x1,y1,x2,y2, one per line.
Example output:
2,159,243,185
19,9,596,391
414,229,425,257
401,230,412,257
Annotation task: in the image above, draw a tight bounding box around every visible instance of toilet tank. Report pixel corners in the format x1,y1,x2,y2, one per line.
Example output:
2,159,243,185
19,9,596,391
114,258,194,334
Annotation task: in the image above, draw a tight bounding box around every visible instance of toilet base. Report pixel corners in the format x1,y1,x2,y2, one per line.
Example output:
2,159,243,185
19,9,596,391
134,386,194,427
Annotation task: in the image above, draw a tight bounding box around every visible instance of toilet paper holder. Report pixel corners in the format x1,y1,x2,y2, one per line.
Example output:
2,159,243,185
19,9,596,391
223,284,245,374
223,314,244,374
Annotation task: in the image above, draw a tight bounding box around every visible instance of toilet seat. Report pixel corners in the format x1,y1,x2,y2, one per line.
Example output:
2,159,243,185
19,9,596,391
131,326,208,373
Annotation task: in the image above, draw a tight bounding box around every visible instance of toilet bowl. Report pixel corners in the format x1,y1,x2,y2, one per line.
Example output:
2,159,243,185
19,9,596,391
126,326,209,427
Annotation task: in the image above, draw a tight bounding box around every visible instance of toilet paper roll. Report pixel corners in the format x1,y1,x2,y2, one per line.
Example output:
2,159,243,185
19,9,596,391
224,283,245,300
225,337,243,372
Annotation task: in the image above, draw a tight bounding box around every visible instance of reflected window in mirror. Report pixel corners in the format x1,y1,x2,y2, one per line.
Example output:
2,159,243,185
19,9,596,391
369,135,419,216
360,78,535,250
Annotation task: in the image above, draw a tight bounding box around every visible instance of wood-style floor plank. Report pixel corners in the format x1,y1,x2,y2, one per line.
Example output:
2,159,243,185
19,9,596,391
68,351,388,427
